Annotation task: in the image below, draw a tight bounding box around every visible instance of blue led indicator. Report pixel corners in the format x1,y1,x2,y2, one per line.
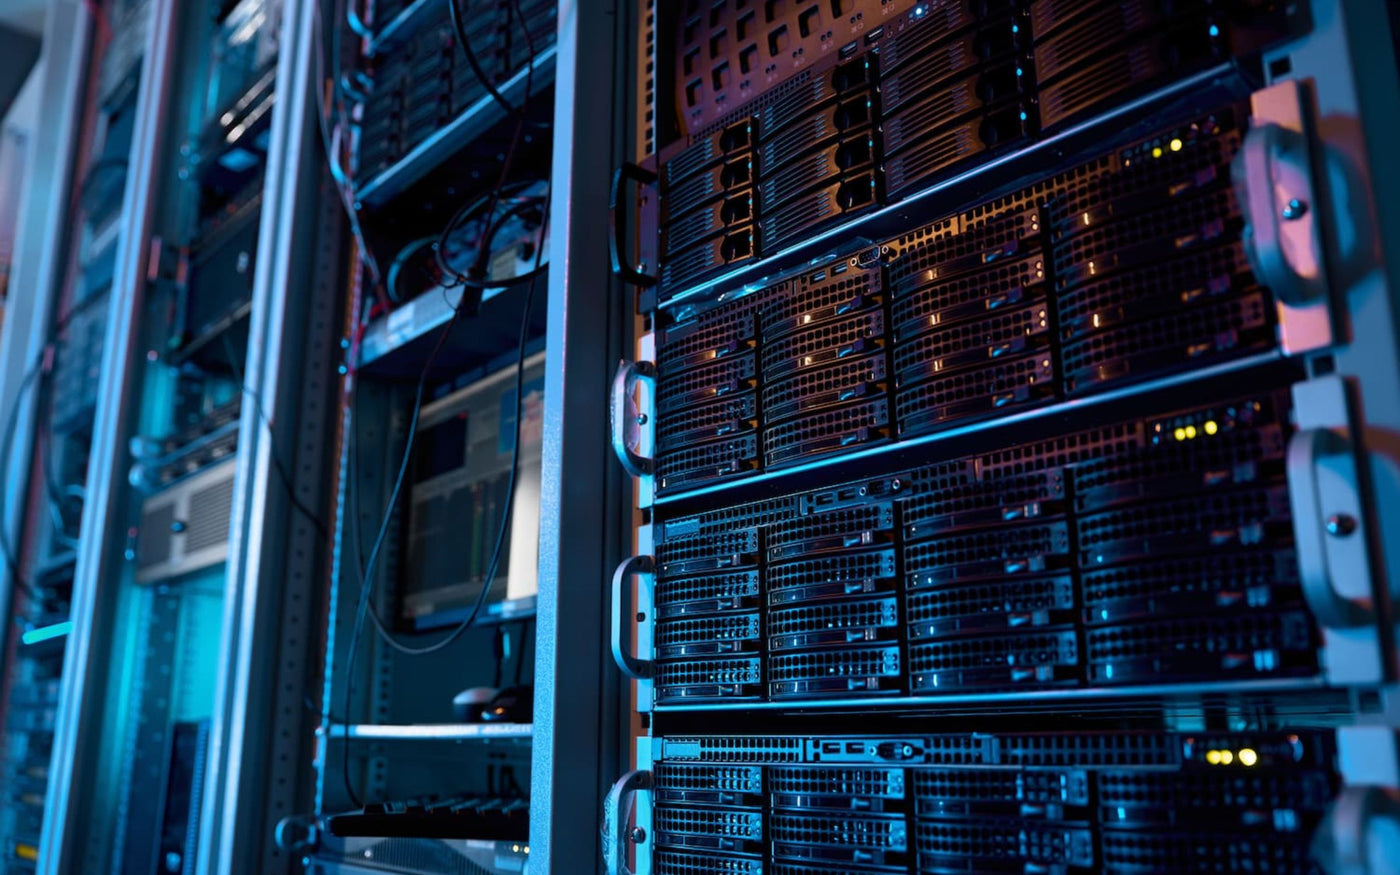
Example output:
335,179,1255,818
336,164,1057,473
22,621,73,646
1209,24,1220,36
1020,111,1028,120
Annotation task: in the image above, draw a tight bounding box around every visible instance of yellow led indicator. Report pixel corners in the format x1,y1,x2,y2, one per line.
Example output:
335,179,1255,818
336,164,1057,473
1206,750,1222,765
1239,748,1258,767
15,845,37,862
1184,425,1198,439
1152,146,1163,158
1082,212,1091,226
1170,138,1184,152
1173,427,1187,442
1204,420,1219,435
1219,750,1234,765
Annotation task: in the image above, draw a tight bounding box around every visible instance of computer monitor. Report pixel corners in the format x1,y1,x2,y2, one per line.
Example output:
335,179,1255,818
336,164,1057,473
399,352,545,628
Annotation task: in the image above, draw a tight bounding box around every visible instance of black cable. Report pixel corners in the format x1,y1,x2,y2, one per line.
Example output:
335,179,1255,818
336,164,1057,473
439,197,550,293
0,359,48,604
220,334,333,542
446,0,548,129
338,0,550,804
435,0,546,291
340,288,469,808
362,265,540,655
0,302,106,605
433,103,533,291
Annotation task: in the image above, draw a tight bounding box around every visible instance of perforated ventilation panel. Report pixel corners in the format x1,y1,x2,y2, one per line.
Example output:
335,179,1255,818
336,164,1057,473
673,0,922,136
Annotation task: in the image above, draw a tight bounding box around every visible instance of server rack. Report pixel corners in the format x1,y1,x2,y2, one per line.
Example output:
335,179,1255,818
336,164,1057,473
0,0,343,872
290,2,572,873
0,1,159,870
601,2,1400,874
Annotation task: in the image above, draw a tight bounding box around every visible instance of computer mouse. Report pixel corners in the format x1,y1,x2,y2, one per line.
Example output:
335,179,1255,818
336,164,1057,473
452,686,499,723
479,685,533,724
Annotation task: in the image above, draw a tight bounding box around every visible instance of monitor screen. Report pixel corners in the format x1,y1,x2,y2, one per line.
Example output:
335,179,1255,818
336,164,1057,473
399,352,545,627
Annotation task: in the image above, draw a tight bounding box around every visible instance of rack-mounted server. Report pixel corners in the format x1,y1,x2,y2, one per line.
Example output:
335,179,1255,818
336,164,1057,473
641,103,1267,494
641,729,1338,875
599,0,1400,872
636,0,1296,292
629,387,1303,706
356,0,557,179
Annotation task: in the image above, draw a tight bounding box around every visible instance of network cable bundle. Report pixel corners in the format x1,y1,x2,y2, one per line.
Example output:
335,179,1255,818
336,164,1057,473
607,1,1388,873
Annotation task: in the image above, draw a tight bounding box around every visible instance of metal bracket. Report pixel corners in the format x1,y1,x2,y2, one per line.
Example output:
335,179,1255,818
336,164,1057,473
1289,375,1384,685
1235,78,1335,354
1289,378,1375,630
611,359,657,477
1290,425,1374,630
601,769,653,875
611,555,655,681
1313,785,1400,875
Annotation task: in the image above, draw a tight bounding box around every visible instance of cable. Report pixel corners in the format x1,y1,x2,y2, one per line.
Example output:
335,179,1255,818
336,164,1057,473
220,334,333,541
0,358,48,604
435,0,548,291
313,0,387,309
360,178,550,655
433,99,533,291
339,279,471,807
446,0,548,129
363,264,540,656
335,0,551,804
426,188,549,296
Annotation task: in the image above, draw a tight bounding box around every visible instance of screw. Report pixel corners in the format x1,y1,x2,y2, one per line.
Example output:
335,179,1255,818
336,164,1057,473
636,413,648,425
1325,514,1357,537
629,827,647,844
1282,199,1308,220
171,520,187,534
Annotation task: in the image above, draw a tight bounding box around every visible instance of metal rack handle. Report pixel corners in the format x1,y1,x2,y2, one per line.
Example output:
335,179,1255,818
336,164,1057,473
601,769,653,875
611,555,655,680
611,359,657,477
1313,786,1400,875
610,162,660,287
1287,426,1374,630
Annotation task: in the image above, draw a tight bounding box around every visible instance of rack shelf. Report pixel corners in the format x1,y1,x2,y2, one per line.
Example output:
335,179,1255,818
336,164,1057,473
356,276,547,379
354,45,557,208
366,0,436,56
324,722,533,742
